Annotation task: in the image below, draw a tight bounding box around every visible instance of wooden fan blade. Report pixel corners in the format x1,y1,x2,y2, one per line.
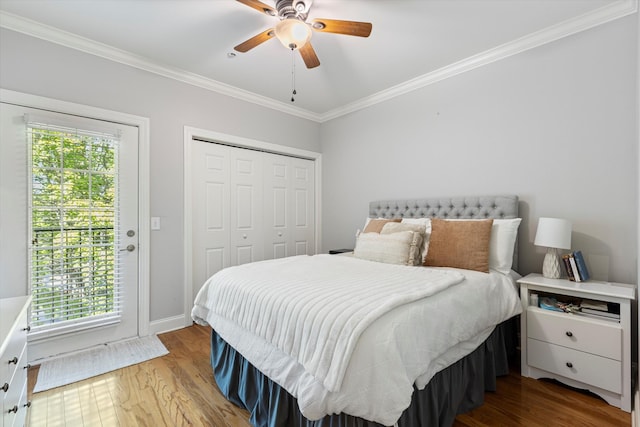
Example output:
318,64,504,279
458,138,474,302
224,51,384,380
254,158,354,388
310,19,372,37
236,0,276,16
234,29,275,52
299,42,320,69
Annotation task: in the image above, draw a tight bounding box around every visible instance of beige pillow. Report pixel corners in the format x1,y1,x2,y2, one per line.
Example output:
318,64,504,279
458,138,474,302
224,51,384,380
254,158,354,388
424,218,494,273
362,218,402,233
354,230,422,265
400,218,432,263
381,222,426,265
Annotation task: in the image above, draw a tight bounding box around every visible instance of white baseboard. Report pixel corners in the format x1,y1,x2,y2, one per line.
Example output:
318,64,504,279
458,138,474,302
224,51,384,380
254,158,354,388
148,314,191,335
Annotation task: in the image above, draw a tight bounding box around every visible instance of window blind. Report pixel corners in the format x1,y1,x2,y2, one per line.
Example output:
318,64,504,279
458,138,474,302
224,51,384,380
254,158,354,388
27,119,123,333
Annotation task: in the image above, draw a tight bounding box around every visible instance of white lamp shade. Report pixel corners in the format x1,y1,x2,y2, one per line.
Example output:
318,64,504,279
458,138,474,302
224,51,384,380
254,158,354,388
534,217,572,250
274,18,312,50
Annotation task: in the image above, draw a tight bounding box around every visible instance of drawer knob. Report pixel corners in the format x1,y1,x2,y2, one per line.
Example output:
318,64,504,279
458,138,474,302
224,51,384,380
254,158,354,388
565,331,573,337
23,325,31,332
1,383,8,393
8,405,18,414
24,401,31,408
8,356,18,365
566,362,573,368
24,364,31,370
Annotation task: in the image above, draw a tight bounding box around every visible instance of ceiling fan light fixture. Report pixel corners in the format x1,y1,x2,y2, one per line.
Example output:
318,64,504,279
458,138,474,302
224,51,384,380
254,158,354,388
274,18,311,50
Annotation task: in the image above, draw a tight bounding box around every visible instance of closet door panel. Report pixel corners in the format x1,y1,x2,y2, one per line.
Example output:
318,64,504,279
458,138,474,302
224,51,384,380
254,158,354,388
191,141,231,300
264,153,289,259
291,158,315,256
230,150,263,265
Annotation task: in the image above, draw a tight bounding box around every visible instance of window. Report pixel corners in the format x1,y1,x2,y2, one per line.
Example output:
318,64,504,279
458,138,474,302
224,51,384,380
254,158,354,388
28,121,122,332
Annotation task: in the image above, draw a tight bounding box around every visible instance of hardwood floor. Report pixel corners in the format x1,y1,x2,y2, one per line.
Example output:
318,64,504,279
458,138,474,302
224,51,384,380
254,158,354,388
27,325,631,426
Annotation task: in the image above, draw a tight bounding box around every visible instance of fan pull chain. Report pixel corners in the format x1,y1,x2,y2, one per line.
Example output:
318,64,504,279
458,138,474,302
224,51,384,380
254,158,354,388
290,48,297,102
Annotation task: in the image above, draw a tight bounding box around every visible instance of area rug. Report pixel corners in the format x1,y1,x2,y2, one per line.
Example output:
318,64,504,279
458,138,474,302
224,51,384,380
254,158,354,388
33,335,169,393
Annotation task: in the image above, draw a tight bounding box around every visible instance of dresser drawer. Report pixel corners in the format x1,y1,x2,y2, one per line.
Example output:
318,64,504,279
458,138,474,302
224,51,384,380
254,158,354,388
3,343,27,427
527,338,621,393
3,309,28,387
527,308,621,360
1,296,31,427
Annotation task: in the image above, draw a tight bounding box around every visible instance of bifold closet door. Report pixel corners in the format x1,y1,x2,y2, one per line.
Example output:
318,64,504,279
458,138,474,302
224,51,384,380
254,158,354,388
191,141,315,300
191,141,263,299
263,152,315,259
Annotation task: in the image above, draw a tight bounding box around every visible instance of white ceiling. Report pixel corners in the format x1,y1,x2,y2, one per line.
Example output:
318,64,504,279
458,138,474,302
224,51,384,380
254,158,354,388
0,0,633,121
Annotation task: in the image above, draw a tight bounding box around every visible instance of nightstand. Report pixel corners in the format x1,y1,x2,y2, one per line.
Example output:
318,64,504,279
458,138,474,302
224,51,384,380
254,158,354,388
329,249,353,255
517,273,635,412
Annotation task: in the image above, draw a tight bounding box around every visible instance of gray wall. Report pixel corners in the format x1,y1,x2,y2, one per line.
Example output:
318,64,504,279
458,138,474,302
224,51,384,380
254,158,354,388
321,15,638,284
0,28,321,322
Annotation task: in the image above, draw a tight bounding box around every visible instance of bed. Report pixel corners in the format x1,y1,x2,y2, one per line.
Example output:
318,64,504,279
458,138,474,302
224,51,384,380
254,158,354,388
192,195,523,427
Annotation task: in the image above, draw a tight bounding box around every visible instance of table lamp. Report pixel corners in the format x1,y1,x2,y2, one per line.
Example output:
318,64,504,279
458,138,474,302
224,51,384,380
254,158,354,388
534,217,572,279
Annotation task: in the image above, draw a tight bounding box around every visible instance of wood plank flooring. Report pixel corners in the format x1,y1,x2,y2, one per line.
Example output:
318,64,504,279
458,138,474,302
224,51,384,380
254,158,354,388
26,325,631,426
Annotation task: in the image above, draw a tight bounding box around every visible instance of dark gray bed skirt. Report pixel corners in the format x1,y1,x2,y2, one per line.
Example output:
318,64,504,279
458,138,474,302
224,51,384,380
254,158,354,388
210,317,517,427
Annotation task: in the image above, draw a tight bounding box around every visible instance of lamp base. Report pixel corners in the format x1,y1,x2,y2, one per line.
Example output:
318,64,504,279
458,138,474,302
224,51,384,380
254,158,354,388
542,249,562,279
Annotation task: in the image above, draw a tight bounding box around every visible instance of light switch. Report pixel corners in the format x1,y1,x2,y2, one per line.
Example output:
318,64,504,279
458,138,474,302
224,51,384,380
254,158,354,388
151,217,161,230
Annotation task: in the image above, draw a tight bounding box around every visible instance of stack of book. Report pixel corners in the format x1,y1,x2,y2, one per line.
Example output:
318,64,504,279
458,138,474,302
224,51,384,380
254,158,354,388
562,250,590,282
578,299,620,322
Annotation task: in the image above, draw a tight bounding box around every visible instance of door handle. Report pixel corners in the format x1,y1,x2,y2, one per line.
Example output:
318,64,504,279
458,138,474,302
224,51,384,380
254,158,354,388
120,244,135,252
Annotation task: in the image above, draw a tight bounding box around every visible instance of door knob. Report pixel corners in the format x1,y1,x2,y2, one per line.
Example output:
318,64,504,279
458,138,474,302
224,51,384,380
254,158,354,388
120,244,135,252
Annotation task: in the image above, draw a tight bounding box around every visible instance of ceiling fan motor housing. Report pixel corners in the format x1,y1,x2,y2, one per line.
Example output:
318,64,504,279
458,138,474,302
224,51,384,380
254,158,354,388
276,0,312,20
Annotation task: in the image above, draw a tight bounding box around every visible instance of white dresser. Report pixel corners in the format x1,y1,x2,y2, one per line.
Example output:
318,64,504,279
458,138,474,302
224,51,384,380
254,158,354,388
1,296,31,427
518,274,635,412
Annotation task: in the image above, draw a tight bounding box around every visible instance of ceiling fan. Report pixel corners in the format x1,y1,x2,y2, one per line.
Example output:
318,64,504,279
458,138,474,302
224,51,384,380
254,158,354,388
234,0,372,69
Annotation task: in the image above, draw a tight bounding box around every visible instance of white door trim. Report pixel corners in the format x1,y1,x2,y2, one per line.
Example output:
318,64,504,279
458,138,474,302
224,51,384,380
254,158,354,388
183,126,322,327
0,88,151,337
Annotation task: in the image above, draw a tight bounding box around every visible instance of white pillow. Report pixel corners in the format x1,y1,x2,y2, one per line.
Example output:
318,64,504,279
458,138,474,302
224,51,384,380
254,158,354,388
354,230,423,266
445,218,521,274
401,218,432,263
489,218,522,275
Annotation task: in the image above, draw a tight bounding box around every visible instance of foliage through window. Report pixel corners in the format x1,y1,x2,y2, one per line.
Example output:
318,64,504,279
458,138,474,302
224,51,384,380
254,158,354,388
29,123,121,329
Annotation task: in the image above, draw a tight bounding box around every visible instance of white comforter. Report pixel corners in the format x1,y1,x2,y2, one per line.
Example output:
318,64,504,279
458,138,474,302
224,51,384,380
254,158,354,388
192,254,522,426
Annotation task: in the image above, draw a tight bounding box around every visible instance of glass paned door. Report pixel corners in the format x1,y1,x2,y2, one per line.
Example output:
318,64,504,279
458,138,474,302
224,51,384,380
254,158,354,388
0,103,139,359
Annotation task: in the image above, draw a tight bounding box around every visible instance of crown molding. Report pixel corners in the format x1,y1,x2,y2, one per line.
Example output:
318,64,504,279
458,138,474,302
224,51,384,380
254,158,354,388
0,11,323,122
1,0,636,124
317,0,638,122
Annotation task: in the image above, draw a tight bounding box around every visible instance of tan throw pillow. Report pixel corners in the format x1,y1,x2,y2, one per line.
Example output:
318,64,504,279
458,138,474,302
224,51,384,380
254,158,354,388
381,222,426,265
424,218,494,273
362,218,402,233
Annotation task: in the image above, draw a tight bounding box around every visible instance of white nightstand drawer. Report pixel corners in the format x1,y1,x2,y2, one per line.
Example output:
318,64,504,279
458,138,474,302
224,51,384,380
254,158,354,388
527,338,621,393
527,308,621,360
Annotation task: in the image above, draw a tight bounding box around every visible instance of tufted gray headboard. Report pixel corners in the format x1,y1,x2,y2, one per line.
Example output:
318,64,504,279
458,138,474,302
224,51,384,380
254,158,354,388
369,195,520,271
